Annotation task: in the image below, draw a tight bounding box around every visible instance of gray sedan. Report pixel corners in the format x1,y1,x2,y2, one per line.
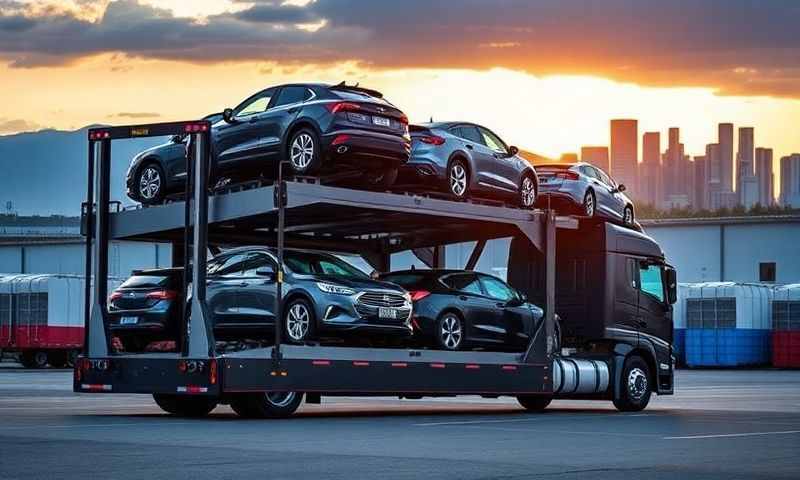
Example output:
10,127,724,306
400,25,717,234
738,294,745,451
397,122,538,208
536,163,635,225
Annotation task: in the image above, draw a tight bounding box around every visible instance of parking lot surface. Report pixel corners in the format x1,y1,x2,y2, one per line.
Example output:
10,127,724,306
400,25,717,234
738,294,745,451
1,366,799,479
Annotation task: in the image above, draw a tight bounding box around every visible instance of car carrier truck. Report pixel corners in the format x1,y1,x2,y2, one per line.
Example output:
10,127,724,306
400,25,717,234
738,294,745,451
74,120,676,417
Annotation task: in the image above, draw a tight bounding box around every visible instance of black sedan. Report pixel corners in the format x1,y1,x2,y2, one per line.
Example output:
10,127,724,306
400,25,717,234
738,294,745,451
207,247,413,343
108,267,183,351
126,83,411,205
380,269,543,351
397,122,538,208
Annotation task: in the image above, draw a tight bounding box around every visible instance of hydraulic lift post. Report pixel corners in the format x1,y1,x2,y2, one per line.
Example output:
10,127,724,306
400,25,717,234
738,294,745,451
86,138,111,358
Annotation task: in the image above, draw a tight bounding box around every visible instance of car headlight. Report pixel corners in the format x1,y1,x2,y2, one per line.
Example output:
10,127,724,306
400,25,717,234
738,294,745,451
403,292,412,303
316,282,356,296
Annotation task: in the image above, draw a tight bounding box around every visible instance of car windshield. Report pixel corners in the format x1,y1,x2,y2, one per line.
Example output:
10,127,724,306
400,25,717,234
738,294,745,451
120,274,171,289
284,251,368,279
381,273,427,288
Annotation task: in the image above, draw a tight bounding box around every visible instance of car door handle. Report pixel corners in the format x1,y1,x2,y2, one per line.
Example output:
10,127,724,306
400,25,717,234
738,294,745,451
237,282,248,287
465,144,473,150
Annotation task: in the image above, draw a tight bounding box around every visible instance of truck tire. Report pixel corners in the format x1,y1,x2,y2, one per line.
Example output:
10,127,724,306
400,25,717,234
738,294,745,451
230,392,303,419
612,355,652,412
47,350,69,369
20,350,49,369
517,395,552,412
152,394,218,417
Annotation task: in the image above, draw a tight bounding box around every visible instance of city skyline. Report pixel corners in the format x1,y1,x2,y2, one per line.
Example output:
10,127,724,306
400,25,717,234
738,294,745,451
576,119,800,209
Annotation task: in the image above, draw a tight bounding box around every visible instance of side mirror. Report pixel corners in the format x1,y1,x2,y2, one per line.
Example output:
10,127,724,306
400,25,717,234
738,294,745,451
666,267,677,305
617,184,627,193
170,135,183,144
508,145,519,156
506,296,524,307
255,266,275,279
222,108,235,124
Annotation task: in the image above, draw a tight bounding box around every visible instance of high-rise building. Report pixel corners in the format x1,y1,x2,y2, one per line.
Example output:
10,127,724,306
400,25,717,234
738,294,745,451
718,123,734,192
693,155,707,210
737,127,756,206
610,119,638,196
639,132,660,206
780,154,800,208
580,146,609,172
706,143,721,208
755,147,774,205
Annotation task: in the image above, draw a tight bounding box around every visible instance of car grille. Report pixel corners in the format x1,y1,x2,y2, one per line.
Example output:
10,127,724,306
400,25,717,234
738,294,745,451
355,291,411,322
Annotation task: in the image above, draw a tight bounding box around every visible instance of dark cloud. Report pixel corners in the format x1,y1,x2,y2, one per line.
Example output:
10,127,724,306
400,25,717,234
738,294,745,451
0,0,799,97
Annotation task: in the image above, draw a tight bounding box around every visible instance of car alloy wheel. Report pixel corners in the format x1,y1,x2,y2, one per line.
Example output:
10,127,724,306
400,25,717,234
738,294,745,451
440,314,463,350
290,133,315,171
449,162,467,197
583,191,595,217
286,302,311,341
520,175,536,208
139,166,162,201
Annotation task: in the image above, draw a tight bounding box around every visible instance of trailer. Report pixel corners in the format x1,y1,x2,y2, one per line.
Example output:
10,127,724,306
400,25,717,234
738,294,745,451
75,120,676,417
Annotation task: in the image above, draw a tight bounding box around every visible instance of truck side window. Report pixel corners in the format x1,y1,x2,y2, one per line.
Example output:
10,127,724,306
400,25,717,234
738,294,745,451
639,264,665,302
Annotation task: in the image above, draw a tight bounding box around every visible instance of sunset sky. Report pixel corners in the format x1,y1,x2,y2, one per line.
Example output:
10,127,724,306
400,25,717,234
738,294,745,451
1,0,799,164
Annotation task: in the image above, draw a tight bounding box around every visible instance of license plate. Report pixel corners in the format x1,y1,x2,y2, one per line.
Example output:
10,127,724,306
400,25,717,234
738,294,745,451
120,317,138,325
378,307,398,319
372,116,391,127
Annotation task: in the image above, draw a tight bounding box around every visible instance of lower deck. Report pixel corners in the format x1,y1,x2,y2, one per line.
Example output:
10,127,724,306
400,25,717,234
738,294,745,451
75,345,552,397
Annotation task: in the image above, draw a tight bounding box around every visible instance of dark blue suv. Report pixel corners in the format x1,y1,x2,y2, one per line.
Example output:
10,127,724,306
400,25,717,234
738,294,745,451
126,83,411,204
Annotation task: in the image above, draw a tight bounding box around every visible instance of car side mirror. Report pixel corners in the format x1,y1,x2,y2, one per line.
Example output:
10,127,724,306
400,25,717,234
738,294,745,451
222,108,235,124
666,267,677,305
170,135,183,144
506,297,524,307
617,184,627,193
508,145,519,156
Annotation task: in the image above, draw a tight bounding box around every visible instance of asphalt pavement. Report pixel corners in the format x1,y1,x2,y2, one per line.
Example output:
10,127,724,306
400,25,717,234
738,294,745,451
0,365,799,479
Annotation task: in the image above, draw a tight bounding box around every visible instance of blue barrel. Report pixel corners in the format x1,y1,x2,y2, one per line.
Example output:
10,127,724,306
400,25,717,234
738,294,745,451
685,328,771,367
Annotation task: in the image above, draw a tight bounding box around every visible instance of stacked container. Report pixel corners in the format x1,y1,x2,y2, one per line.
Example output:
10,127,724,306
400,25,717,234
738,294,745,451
772,284,800,368
671,284,690,366
682,283,772,367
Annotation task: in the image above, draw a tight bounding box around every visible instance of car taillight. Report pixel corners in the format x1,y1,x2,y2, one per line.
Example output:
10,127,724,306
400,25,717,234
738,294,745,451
146,290,178,300
399,113,409,125
409,290,431,301
108,291,123,302
331,134,350,146
418,135,445,146
326,102,362,114
556,171,580,181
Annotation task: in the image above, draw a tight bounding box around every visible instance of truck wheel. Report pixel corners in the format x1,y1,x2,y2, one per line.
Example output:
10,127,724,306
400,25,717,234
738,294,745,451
517,395,552,412
230,392,303,419
152,394,218,417
20,350,49,369
613,355,652,412
47,350,69,369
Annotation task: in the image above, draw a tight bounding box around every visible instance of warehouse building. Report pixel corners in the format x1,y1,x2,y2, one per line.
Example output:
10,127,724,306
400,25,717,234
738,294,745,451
641,215,800,284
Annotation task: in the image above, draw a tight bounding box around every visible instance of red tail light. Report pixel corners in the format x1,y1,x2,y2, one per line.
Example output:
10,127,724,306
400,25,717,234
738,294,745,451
326,102,362,114
108,291,123,302
409,290,431,301
556,171,580,181
146,290,178,300
209,359,218,385
399,113,409,125
418,135,445,146
331,134,350,146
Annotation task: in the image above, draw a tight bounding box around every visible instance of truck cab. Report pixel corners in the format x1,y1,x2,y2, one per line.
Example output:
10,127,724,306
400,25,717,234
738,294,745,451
508,220,677,406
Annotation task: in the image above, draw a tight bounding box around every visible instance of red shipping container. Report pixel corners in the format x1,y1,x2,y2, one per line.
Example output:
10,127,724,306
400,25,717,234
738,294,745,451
772,331,800,368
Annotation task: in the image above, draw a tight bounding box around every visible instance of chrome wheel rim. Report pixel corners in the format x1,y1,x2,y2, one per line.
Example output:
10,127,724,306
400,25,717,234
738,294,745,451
441,315,462,349
450,163,467,197
266,391,296,407
286,303,310,341
521,177,536,207
624,207,633,224
290,133,314,170
139,167,161,200
584,192,595,216
627,367,648,400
